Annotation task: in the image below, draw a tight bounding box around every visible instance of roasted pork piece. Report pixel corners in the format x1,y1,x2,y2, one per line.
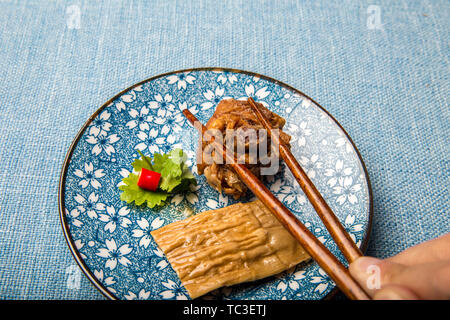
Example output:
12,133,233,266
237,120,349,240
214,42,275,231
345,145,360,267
197,99,291,199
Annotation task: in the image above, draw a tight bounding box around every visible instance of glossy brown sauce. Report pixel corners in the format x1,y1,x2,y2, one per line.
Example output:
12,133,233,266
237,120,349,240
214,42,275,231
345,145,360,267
197,99,291,199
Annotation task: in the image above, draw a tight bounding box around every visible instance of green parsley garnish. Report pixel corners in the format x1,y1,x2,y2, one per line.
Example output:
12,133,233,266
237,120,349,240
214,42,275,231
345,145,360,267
119,149,197,208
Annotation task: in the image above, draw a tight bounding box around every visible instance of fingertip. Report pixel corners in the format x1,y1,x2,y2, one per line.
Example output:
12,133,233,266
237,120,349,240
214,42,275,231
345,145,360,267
349,256,382,277
349,256,383,296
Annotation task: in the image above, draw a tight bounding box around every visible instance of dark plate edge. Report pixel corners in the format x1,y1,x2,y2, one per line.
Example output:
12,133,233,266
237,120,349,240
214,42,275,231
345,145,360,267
58,67,374,301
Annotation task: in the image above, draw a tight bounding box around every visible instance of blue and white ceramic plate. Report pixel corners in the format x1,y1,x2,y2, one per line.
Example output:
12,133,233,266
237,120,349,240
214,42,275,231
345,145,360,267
59,68,372,300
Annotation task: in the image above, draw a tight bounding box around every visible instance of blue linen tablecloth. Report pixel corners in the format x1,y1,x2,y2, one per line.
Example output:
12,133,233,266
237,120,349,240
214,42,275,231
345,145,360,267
0,0,448,300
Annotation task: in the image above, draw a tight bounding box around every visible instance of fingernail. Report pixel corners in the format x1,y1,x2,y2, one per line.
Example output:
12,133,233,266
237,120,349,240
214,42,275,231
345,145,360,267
352,256,382,275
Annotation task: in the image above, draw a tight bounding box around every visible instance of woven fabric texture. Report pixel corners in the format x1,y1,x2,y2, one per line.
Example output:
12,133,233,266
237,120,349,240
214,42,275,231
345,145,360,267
0,0,448,299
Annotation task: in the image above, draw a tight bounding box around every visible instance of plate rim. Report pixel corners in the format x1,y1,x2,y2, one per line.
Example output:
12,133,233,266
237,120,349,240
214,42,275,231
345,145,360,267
58,67,373,300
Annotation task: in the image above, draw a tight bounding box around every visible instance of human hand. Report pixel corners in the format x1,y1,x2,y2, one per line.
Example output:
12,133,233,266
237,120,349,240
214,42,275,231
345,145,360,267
349,233,450,300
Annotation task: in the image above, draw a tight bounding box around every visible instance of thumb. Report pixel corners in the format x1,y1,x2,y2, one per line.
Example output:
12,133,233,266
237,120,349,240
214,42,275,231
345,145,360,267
349,256,407,297
350,256,450,299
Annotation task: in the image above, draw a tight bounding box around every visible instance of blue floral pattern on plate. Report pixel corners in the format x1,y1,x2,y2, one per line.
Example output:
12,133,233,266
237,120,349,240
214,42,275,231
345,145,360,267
60,68,371,300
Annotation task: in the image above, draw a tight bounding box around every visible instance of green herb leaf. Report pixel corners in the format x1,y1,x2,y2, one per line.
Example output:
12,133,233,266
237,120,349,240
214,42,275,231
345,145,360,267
131,150,153,171
119,173,169,208
119,148,196,208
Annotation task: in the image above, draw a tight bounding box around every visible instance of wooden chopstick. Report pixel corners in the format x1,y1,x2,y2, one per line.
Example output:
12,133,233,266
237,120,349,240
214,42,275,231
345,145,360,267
247,97,363,264
182,109,370,300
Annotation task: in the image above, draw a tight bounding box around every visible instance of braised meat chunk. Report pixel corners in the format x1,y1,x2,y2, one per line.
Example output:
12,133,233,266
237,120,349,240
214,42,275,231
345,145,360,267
197,98,291,199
